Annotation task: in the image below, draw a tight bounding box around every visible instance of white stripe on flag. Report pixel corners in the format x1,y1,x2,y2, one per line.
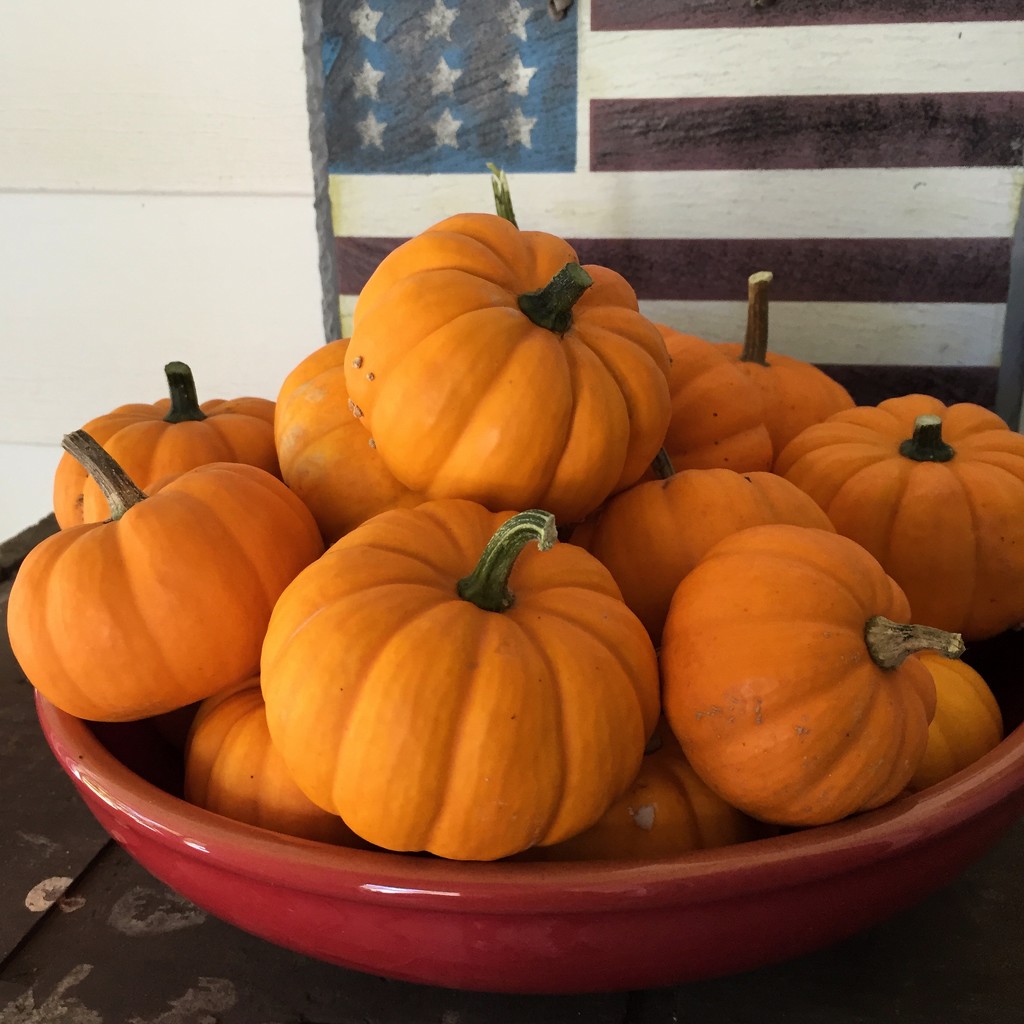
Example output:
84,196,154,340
330,168,1021,240
578,19,1024,101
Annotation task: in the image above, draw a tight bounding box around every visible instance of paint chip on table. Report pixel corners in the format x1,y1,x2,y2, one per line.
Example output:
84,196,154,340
24,876,74,912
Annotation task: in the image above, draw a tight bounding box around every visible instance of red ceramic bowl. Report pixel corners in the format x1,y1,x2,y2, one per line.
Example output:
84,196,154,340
36,635,1024,995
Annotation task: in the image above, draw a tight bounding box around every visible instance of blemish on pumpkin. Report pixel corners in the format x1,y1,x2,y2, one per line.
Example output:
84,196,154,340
353,355,363,368
368,438,376,448
695,705,722,720
630,804,656,831
753,699,763,725
367,372,375,381
351,403,364,418
795,725,810,736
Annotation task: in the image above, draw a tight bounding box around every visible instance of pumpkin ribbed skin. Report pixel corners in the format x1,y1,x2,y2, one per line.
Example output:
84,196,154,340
345,213,671,524
275,338,425,543
185,679,369,846
54,367,278,528
260,498,661,861
775,394,1024,639
661,524,938,826
717,341,855,459
10,462,324,721
657,325,772,473
908,652,1004,792
520,722,759,862
571,468,834,645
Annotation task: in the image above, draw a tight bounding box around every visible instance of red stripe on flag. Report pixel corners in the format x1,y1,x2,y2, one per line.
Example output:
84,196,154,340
590,93,1024,172
337,236,1012,304
591,0,1024,30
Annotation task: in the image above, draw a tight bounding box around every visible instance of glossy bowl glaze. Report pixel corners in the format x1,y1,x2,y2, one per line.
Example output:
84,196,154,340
36,634,1024,995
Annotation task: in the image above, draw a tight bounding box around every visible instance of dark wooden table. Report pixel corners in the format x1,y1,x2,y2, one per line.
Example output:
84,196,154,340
2,517,1023,1024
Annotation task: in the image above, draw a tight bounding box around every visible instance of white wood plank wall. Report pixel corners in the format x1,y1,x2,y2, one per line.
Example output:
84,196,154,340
0,1,325,540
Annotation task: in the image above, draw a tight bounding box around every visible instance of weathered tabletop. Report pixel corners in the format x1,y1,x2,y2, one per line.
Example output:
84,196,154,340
2,518,1023,1024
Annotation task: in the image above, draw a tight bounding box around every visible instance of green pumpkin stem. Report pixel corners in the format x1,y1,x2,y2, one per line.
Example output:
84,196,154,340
898,414,956,463
61,430,147,521
487,162,517,227
457,510,558,612
864,615,965,670
518,263,593,335
163,361,208,423
739,271,774,365
651,448,675,480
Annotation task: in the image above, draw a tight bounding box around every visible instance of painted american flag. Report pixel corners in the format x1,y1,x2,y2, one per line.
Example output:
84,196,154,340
321,0,1024,412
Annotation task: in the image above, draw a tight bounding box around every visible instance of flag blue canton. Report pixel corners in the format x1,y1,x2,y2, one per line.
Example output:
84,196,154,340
322,0,577,174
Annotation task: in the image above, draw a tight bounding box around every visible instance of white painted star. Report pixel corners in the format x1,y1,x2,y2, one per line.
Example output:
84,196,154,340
504,106,537,148
500,1,530,42
356,109,387,149
499,53,537,97
433,107,462,148
424,0,458,41
430,56,462,97
353,59,385,100
350,1,383,41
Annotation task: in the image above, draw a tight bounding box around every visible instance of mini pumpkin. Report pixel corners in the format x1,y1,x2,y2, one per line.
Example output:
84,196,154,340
185,679,370,846
519,721,760,862
9,431,323,721
260,499,661,861
657,324,772,473
775,394,1024,639
717,272,854,459
907,652,1004,792
275,338,426,543
345,213,672,524
570,459,835,645
661,524,962,826
53,361,279,527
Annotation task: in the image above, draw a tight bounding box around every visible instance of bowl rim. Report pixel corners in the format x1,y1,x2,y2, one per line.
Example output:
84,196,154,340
37,689,1024,914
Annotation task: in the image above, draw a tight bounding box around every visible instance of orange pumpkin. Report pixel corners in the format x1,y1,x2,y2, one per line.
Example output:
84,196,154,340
570,461,834,645
9,431,324,721
345,213,672,524
53,361,279,528
185,679,370,846
657,324,772,473
519,722,760,861
775,394,1024,639
661,524,961,826
717,272,854,459
261,499,661,861
275,338,426,543
907,652,1004,792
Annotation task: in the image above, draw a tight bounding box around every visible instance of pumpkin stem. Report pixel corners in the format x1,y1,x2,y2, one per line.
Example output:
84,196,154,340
163,361,208,423
457,509,558,612
864,615,965,670
518,263,593,335
61,430,147,521
739,271,774,365
898,414,956,463
651,448,675,480
487,162,517,227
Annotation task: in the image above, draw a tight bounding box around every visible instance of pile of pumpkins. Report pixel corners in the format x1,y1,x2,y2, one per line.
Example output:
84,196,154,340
9,174,1020,863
